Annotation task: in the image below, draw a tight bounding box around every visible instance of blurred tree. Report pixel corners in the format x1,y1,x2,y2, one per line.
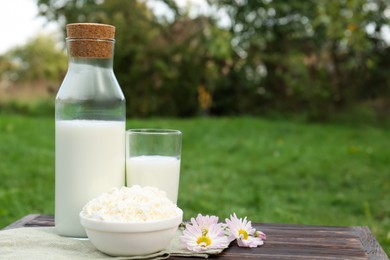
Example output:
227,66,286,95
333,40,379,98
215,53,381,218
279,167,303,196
209,0,390,119
0,35,67,83
37,0,233,117
146,15,233,116
36,0,390,118
0,55,17,82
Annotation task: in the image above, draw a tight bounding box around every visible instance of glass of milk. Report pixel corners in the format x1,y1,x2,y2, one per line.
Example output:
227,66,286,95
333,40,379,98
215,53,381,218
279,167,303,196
126,129,182,204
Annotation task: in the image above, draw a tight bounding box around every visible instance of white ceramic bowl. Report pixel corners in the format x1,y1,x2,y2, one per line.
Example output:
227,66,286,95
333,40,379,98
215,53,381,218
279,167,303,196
80,208,183,256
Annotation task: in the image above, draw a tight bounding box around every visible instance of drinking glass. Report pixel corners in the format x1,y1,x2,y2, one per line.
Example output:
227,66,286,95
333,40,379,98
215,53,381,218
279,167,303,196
126,129,182,204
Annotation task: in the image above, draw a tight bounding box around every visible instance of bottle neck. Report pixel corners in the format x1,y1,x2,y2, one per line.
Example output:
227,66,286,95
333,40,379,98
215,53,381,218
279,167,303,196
68,56,114,69
66,38,115,69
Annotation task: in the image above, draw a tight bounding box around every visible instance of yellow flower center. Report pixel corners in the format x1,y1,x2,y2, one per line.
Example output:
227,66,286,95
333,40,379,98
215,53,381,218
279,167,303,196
239,229,248,240
196,235,211,247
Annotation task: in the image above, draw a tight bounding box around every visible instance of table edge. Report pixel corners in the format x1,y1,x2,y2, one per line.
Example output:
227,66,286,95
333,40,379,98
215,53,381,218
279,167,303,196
2,214,41,230
353,226,389,260
2,214,389,259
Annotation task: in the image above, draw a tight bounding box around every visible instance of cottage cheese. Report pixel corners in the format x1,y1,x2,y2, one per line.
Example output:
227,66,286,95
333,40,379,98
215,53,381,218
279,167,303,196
80,185,180,222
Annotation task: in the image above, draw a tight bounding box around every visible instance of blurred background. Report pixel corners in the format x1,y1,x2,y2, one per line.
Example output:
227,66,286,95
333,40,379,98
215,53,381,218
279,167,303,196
1,0,389,120
0,0,389,255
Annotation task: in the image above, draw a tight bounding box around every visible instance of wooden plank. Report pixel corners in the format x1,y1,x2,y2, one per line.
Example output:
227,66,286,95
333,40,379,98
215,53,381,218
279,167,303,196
353,226,389,260
23,214,54,227
2,215,388,260
2,214,41,230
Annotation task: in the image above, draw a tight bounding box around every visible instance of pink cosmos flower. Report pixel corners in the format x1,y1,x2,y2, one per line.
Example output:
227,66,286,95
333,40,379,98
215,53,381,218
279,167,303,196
225,213,266,248
181,221,230,252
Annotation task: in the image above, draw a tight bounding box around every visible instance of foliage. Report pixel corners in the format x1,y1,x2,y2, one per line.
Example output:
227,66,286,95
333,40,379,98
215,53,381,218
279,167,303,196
0,99,54,117
34,0,390,118
0,115,389,254
37,0,233,117
209,0,390,119
0,35,67,83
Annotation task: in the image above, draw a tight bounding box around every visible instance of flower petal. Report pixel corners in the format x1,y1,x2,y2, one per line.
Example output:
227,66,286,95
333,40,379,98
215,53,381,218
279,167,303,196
255,230,267,240
237,236,264,248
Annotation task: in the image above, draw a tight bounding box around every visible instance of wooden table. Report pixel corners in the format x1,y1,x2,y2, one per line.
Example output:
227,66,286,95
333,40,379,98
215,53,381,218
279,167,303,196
3,214,388,259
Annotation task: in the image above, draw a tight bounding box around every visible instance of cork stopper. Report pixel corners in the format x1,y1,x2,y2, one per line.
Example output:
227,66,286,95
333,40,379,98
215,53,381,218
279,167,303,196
67,23,115,40
66,23,116,58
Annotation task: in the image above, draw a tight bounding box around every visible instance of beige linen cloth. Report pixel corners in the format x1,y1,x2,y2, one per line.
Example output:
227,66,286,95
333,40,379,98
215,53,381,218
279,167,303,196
0,227,224,260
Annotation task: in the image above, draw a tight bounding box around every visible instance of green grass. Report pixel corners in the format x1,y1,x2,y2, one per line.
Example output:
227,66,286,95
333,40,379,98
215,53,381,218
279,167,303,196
0,115,389,254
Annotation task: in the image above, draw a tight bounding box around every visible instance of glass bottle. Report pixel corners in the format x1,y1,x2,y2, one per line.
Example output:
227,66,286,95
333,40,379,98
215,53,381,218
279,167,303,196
55,23,126,237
